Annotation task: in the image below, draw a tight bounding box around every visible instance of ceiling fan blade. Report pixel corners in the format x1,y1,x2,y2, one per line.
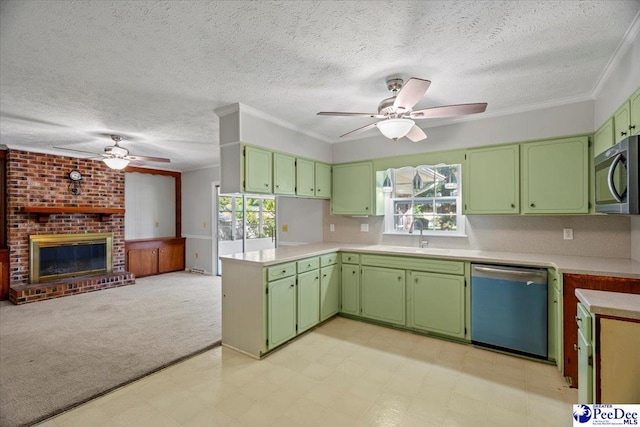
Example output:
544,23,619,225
393,78,431,110
318,112,385,118
339,122,379,138
53,146,106,157
127,155,171,163
410,102,488,119
405,125,427,142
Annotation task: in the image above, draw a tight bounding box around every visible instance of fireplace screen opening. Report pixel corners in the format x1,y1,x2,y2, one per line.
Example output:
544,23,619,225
30,233,113,283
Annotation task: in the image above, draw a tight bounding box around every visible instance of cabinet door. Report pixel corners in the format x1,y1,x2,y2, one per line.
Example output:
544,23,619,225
320,264,340,321
577,329,593,404
341,264,360,316
464,144,519,214
332,162,374,215
244,146,272,193
268,277,297,349
408,271,465,339
158,244,185,273
296,158,315,197
522,137,589,214
361,267,405,326
630,87,640,137
273,153,296,195
593,117,615,158
315,162,332,199
128,248,158,277
297,270,320,333
614,101,631,144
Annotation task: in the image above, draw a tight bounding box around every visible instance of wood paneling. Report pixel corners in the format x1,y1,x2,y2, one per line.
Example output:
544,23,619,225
0,249,8,301
563,273,640,388
125,237,185,278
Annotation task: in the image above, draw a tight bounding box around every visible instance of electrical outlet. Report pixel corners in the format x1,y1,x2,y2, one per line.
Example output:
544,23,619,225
330,224,335,232
563,228,574,240
361,223,369,232
203,221,207,229
195,252,199,259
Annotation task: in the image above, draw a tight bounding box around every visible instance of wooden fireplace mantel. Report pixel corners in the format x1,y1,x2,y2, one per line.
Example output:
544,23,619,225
23,206,125,222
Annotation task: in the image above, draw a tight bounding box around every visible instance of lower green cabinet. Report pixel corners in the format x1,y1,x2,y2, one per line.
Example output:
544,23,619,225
320,264,340,321
577,328,593,403
361,267,405,326
407,271,465,339
267,277,296,350
297,270,320,333
341,264,360,315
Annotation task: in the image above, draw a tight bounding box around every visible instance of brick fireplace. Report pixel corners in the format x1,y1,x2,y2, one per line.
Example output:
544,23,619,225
7,150,134,304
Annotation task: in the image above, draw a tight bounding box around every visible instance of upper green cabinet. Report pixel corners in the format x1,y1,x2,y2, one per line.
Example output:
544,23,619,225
296,158,315,197
614,101,631,144
464,144,519,215
521,136,589,214
631,87,640,137
244,146,272,193
594,118,615,157
332,161,374,215
273,152,296,195
315,162,331,199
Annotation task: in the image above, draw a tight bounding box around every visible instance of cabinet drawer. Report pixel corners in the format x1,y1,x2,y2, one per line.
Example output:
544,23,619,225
341,253,360,264
576,302,592,341
320,253,338,267
360,254,464,275
297,257,319,274
267,262,296,281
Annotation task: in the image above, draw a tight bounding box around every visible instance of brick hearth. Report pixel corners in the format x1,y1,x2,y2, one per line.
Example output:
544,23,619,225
9,272,135,304
6,150,131,304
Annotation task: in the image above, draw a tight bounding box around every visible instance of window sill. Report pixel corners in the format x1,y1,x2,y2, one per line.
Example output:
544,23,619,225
382,231,468,238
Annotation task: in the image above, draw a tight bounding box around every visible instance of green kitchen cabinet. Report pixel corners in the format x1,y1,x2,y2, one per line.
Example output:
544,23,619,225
296,158,315,197
341,264,360,316
297,269,320,334
273,152,296,195
315,162,332,199
464,144,520,214
547,268,563,371
593,117,615,158
576,302,594,404
521,136,589,214
631,87,640,137
244,145,272,193
320,263,340,321
267,276,296,350
614,100,631,144
361,266,406,326
331,162,374,215
407,271,465,339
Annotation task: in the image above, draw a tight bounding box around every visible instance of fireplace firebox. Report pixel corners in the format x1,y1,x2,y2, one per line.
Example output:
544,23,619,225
29,233,113,283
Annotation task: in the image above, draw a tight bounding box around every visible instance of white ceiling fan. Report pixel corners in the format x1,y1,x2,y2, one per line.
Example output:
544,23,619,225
318,77,488,142
54,134,171,170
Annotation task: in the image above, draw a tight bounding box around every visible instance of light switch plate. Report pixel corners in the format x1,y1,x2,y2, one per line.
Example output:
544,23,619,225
361,223,369,232
563,228,573,240
330,224,335,232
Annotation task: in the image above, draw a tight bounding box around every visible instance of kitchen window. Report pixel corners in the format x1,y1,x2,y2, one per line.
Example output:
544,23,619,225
382,164,464,236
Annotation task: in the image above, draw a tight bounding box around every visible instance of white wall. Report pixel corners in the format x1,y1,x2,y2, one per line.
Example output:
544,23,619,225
181,166,220,274
276,197,324,245
125,172,176,240
632,217,640,262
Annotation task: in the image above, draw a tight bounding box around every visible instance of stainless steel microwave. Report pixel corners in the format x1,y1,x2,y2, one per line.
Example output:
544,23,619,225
594,135,639,214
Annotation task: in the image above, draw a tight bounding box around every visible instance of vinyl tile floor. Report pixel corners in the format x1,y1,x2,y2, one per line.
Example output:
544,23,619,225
38,317,576,427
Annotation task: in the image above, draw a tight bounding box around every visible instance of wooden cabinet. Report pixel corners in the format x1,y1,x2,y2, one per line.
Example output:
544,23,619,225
464,144,519,214
332,162,374,215
593,117,615,157
361,266,406,326
562,273,640,388
244,146,272,193
0,249,8,301
273,152,296,195
315,162,331,199
521,136,589,214
295,158,315,197
268,276,297,350
408,271,465,339
125,237,185,278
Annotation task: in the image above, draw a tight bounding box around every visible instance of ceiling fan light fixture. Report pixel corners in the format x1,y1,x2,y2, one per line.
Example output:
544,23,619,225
103,157,130,170
377,118,414,141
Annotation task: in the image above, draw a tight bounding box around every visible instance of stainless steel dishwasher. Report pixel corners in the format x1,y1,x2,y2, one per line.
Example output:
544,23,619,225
471,264,548,358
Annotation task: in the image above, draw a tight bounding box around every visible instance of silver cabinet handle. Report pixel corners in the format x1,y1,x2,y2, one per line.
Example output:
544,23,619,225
473,266,545,277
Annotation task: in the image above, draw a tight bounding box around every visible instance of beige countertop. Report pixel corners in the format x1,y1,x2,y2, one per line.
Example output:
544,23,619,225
220,242,640,279
575,289,640,320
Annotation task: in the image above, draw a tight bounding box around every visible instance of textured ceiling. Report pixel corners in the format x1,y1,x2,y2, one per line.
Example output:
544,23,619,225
1,1,639,171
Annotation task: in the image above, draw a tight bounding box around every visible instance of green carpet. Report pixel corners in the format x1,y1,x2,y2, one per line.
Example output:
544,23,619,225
0,272,221,427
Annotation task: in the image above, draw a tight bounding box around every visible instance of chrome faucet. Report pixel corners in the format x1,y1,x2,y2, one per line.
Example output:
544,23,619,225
409,219,428,248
